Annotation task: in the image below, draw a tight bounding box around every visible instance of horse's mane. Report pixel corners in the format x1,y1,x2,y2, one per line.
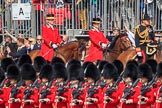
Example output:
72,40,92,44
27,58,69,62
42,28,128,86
109,35,120,49
109,33,128,49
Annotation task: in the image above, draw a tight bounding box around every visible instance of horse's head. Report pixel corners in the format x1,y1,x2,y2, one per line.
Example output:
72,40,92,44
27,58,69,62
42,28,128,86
119,35,133,51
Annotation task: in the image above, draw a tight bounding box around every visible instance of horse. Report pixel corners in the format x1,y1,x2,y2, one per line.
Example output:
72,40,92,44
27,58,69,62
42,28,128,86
80,35,133,63
29,41,82,63
104,35,133,63
117,43,162,68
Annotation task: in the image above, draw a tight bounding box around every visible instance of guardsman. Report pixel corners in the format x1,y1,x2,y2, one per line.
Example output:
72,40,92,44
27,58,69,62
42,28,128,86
119,62,139,108
6,65,22,108
154,62,162,108
84,18,109,63
67,63,84,108
53,63,68,108
39,14,63,62
134,14,155,62
20,63,38,108
102,63,119,108
84,63,102,108
39,64,54,108
137,63,155,108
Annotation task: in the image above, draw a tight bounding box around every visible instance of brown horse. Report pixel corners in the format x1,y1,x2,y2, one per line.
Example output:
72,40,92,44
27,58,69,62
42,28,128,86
29,41,82,63
105,35,133,62
117,44,162,68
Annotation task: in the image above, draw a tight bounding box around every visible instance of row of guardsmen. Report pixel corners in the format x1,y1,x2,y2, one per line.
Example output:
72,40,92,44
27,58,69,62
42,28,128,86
0,54,162,108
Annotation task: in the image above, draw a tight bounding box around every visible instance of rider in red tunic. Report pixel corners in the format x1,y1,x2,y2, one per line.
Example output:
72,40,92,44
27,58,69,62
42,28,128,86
85,18,109,63
39,14,63,62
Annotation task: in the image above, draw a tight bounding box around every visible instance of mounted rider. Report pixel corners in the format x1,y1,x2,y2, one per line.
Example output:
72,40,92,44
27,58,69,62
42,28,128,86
134,14,156,62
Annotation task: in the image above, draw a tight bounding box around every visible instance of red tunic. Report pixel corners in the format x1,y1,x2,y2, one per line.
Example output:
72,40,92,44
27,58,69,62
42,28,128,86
84,87,103,108
154,85,162,108
0,88,6,108
53,86,69,108
7,87,23,108
136,85,155,108
68,88,85,108
39,26,62,61
21,87,38,108
85,29,108,62
102,85,120,108
39,85,55,108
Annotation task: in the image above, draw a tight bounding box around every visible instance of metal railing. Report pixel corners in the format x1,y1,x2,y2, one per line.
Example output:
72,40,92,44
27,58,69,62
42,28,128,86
0,0,161,41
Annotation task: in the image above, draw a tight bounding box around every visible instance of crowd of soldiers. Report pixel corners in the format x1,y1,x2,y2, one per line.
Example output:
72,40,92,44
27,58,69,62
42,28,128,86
0,54,162,108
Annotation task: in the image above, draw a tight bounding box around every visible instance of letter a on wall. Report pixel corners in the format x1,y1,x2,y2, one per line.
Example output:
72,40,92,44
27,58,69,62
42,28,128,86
12,3,31,20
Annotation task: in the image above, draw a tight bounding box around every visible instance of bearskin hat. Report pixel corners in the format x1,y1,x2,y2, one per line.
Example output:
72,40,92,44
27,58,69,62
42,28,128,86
67,64,83,81
97,60,108,73
51,57,65,65
139,63,152,81
52,63,67,80
67,59,81,68
157,62,162,77
84,63,100,82
39,64,53,81
1,58,15,72
33,56,46,72
126,60,139,67
112,60,123,75
20,63,36,81
102,63,119,81
82,62,93,72
124,63,139,82
17,54,32,67
7,64,20,80
145,59,157,74
0,67,5,83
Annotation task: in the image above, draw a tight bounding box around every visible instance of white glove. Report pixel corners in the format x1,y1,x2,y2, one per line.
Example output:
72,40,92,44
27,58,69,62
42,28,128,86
52,43,58,49
137,51,142,57
101,43,107,49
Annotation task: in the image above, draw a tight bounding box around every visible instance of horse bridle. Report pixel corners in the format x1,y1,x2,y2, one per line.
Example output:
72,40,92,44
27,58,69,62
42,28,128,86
120,36,134,51
107,36,133,54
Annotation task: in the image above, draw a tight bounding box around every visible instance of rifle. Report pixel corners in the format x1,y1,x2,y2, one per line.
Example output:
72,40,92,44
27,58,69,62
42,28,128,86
56,81,68,96
40,80,53,100
122,78,140,99
105,71,124,96
10,80,24,99
87,80,100,98
140,73,158,96
23,79,38,100
72,81,84,99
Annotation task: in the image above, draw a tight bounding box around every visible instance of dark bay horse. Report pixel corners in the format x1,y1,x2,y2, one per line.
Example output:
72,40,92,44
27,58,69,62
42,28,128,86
105,35,133,62
29,41,82,63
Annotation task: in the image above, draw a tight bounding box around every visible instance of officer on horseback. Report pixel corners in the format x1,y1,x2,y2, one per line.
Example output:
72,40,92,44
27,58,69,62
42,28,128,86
134,14,156,62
